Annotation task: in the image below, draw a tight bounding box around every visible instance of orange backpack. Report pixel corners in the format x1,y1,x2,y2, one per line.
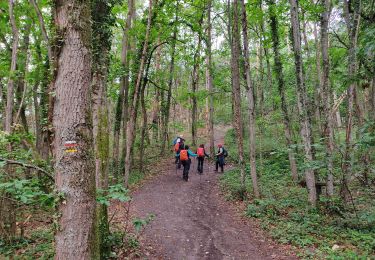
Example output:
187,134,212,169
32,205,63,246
180,150,188,161
197,147,204,157
174,142,180,152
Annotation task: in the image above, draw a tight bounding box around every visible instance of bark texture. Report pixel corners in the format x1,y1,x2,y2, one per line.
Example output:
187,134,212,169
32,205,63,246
53,0,99,258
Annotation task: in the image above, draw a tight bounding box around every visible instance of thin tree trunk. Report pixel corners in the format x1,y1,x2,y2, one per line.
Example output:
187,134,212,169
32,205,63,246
206,0,215,156
0,0,19,241
289,0,317,205
53,0,99,258
30,0,54,160
139,81,148,173
320,0,335,196
161,6,178,153
15,23,31,132
313,23,323,132
268,0,299,183
191,26,203,147
29,0,52,62
151,38,162,144
124,0,153,187
341,0,361,202
113,0,134,176
92,0,113,257
231,0,246,196
240,0,260,198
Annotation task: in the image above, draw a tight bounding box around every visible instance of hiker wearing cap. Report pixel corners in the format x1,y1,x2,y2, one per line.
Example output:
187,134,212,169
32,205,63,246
196,144,210,174
176,145,197,181
215,144,228,173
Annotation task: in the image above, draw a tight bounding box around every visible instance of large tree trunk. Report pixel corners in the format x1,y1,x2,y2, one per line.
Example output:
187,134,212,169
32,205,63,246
124,0,153,187
231,0,246,196
320,0,335,196
91,0,113,257
0,0,19,242
268,0,299,183
113,0,134,177
341,0,361,202
289,0,317,206
53,0,99,258
206,0,215,156
240,0,260,198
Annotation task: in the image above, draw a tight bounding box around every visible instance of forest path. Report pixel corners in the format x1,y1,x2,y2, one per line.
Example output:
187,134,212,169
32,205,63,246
130,127,297,260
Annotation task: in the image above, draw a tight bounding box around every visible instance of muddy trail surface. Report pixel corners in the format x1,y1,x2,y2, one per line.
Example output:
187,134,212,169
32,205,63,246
130,128,297,260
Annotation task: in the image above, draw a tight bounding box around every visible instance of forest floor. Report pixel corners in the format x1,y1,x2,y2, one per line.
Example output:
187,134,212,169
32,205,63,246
115,127,298,259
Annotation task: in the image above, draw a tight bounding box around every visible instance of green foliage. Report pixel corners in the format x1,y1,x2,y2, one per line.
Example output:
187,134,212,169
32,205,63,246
0,227,54,259
97,184,131,206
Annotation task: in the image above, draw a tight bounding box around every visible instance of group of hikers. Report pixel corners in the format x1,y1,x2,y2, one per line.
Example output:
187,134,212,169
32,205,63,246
172,135,228,181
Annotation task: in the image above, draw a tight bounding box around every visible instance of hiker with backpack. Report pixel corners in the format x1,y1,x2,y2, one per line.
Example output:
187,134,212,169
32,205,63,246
196,144,210,174
177,145,197,181
215,144,228,173
174,136,185,168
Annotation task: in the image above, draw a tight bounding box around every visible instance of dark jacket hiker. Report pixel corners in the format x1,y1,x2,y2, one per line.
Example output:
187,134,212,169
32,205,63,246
215,144,227,173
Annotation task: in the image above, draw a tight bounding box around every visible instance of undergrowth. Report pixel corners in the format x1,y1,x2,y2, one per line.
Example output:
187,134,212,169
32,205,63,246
220,127,375,259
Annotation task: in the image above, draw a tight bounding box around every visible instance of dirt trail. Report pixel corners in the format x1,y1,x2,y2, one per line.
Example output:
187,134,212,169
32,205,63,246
130,127,297,259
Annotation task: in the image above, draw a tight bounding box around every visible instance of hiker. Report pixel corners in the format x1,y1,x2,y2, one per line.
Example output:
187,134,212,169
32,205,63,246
196,144,210,174
177,145,197,181
173,135,184,146
174,136,185,168
215,144,227,173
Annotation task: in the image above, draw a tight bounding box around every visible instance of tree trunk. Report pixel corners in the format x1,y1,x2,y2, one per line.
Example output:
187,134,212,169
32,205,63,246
206,0,215,156
113,0,134,176
191,28,203,147
124,0,153,187
151,38,162,144
313,23,323,132
15,23,31,132
240,0,260,198
289,0,317,205
30,0,54,161
341,0,361,202
320,0,335,196
161,6,178,153
0,0,19,242
268,0,299,183
92,0,113,257
333,92,342,128
139,81,148,173
231,0,246,196
53,0,99,258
